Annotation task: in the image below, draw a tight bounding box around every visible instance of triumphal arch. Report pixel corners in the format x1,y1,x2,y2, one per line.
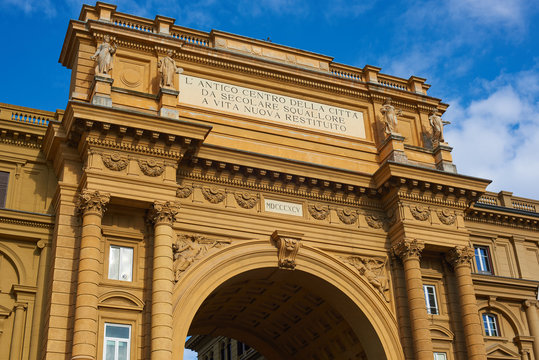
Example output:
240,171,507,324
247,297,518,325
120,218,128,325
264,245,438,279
0,2,538,360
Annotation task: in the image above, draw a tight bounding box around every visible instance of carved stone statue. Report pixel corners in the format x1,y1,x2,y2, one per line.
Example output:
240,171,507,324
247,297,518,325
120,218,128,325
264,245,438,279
429,110,450,147
158,50,183,89
380,97,402,135
346,256,390,302
91,35,116,76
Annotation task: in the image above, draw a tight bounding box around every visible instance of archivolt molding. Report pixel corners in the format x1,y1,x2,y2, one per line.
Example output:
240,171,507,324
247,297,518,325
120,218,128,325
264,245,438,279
477,300,525,335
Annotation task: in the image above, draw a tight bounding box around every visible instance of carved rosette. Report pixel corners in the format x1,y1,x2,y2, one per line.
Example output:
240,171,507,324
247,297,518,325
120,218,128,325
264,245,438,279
437,209,456,225
77,190,110,216
336,208,359,225
176,185,193,199
446,246,474,268
138,158,165,177
392,239,425,261
410,205,430,221
308,203,330,220
101,152,128,171
365,214,384,229
271,231,302,270
172,234,230,282
234,191,258,209
343,256,390,302
148,201,181,225
201,186,225,204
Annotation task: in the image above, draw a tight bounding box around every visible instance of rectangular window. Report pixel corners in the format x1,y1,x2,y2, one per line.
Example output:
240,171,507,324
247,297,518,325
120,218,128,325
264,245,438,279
103,323,131,360
0,171,8,208
483,314,499,336
474,246,492,274
423,285,439,315
433,353,447,360
108,246,133,281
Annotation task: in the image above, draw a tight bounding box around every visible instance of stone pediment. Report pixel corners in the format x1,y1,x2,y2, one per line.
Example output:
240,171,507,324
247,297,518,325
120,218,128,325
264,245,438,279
485,344,519,359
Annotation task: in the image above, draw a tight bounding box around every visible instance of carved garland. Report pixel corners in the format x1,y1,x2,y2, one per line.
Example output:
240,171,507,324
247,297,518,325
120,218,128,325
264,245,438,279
234,191,258,209
138,158,165,177
101,152,128,171
176,185,193,199
308,203,330,220
201,186,226,204
337,208,359,224
410,205,430,221
437,209,456,225
365,214,384,229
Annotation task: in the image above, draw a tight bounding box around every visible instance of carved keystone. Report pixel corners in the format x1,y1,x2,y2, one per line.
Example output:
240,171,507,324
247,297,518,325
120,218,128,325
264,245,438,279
270,230,303,270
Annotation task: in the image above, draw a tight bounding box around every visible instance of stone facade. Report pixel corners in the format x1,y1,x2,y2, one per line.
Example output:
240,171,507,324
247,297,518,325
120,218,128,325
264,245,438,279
0,2,537,360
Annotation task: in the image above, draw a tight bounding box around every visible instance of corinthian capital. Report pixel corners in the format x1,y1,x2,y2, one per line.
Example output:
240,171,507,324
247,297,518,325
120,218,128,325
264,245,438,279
392,239,424,261
149,201,181,225
446,246,475,268
77,190,110,216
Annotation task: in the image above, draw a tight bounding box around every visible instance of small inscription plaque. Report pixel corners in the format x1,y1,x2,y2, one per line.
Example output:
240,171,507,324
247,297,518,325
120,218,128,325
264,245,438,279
264,199,303,217
179,75,366,138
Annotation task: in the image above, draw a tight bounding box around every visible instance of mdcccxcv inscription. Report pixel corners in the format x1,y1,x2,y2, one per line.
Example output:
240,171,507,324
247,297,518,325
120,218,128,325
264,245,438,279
264,199,303,217
179,75,366,138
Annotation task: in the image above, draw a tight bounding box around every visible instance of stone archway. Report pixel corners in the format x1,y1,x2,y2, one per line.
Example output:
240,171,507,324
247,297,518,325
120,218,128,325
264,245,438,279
172,240,404,360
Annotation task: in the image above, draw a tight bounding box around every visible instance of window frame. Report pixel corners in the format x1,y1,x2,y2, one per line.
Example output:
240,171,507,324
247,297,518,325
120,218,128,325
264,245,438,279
433,352,447,360
0,171,9,208
103,323,131,360
482,313,499,336
423,284,439,315
107,245,134,282
474,246,493,274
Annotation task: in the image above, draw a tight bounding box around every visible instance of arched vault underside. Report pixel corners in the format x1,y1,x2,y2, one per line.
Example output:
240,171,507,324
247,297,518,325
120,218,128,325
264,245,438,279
172,241,403,360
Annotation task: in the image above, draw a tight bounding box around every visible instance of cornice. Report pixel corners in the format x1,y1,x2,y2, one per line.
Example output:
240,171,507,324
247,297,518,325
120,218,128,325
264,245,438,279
465,207,539,231
0,208,54,229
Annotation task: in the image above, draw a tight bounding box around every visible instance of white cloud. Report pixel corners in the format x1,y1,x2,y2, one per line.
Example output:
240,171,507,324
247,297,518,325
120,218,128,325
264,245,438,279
183,349,198,360
447,0,528,28
444,68,539,199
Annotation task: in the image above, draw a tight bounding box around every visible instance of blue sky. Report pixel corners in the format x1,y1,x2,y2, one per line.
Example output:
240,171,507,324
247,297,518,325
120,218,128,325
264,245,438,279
1,0,538,202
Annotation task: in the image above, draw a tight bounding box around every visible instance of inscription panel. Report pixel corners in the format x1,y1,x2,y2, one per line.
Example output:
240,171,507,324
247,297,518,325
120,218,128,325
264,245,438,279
179,75,366,138
264,199,303,217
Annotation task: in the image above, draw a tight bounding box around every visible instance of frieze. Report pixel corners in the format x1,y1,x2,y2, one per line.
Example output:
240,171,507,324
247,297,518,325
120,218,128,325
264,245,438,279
437,209,456,225
336,208,359,225
410,205,430,221
176,185,193,199
138,158,165,177
172,234,231,281
201,186,226,204
308,203,330,220
234,191,258,209
365,214,384,229
342,256,390,302
86,137,182,159
101,152,128,171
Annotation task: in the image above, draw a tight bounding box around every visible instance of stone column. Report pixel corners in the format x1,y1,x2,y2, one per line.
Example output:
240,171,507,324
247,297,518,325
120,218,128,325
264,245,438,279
9,303,27,360
148,201,180,360
524,300,539,359
72,190,110,360
392,239,433,360
446,246,487,360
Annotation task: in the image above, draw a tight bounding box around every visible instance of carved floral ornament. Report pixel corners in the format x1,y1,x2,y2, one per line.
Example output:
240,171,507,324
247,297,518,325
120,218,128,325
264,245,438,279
176,184,193,199
336,208,359,225
172,234,230,282
342,256,390,302
234,191,258,209
392,239,425,261
437,209,457,225
308,203,330,220
101,152,128,171
77,190,110,216
365,214,384,229
148,201,181,225
410,205,430,221
138,158,165,177
271,231,302,270
201,186,225,204
446,245,475,268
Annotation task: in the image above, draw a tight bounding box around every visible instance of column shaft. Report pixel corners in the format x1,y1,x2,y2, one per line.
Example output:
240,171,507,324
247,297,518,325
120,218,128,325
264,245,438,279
9,304,26,360
524,301,539,359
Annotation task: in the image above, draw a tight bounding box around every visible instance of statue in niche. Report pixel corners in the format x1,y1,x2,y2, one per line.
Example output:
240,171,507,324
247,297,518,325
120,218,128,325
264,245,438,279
158,50,183,89
345,256,390,302
91,35,116,76
380,97,402,135
429,110,450,148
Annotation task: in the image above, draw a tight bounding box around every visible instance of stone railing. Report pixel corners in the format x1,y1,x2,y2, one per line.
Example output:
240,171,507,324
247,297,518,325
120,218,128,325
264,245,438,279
377,74,409,91
111,12,155,33
329,63,363,82
477,191,537,213
171,26,210,47
0,103,54,127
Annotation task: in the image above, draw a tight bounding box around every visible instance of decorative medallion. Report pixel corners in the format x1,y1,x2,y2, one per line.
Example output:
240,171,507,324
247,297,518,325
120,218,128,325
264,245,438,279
437,209,456,225
172,234,230,281
343,256,390,302
176,185,193,199
138,158,165,177
201,186,225,204
336,208,359,225
308,203,330,220
101,152,128,171
365,214,384,229
234,191,258,209
410,205,430,221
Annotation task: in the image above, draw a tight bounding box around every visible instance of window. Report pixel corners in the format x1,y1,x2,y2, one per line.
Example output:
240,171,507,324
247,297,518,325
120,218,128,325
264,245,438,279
103,323,131,360
0,171,8,208
474,246,492,274
423,285,439,315
108,246,133,281
433,353,447,360
483,313,499,336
